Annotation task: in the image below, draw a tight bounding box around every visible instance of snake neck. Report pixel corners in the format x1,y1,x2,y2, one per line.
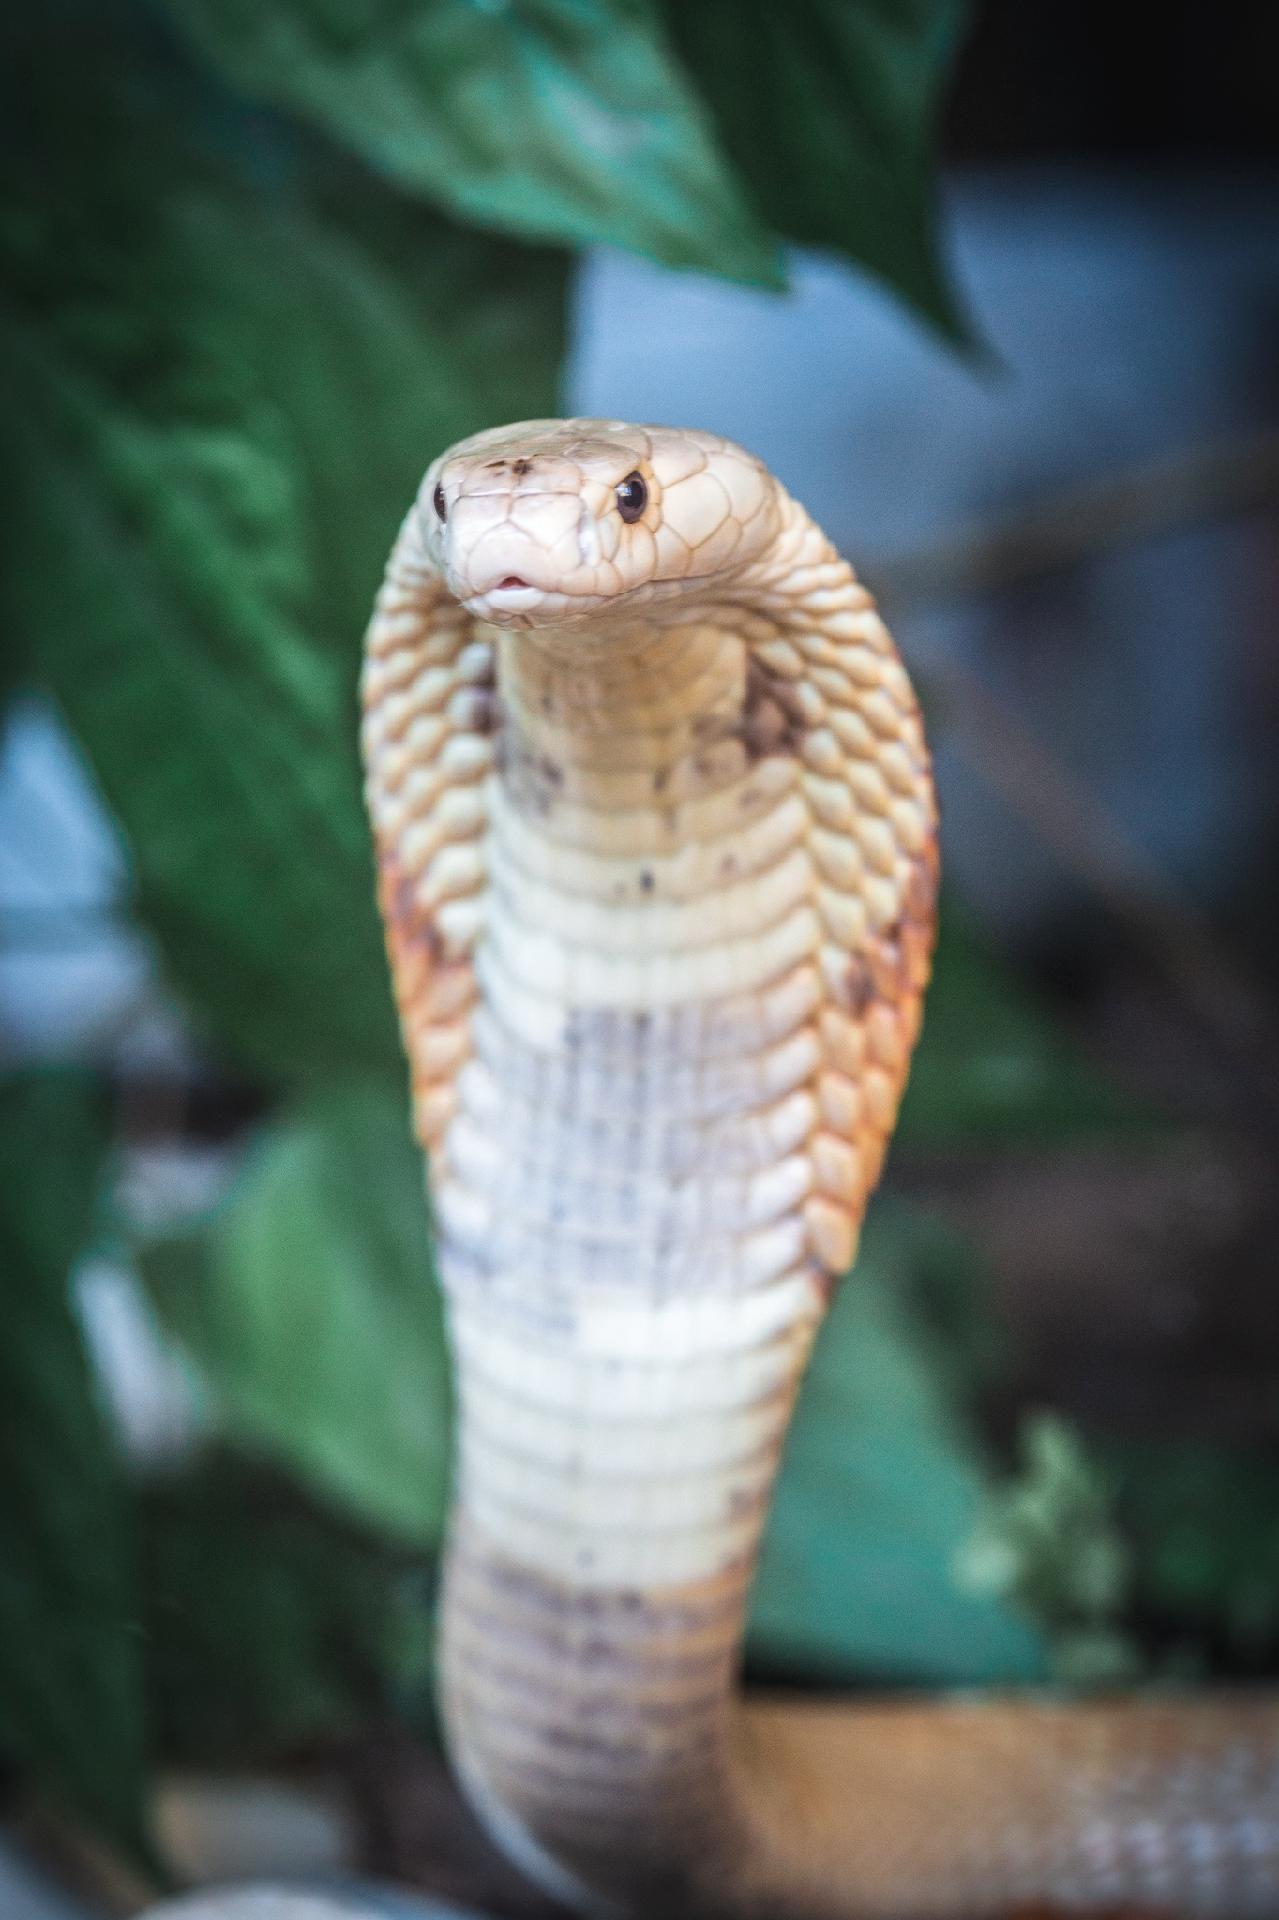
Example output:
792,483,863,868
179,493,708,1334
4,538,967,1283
431,505,889,1910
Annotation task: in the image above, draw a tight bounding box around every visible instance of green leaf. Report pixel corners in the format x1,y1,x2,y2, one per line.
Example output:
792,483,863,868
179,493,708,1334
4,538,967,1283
141,1455,435,1766
749,1201,1047,1686
0,1073,150,1849
141,1081,452,1548
899,911,1140,1147
665,0,972,340
158,0,781,286
1,14,567,1082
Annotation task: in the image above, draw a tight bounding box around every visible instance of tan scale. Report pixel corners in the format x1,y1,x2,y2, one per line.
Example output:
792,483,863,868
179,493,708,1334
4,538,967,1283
362,419,1279,1917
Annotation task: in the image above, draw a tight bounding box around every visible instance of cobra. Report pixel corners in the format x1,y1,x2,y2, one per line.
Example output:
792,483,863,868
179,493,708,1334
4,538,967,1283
360,418,1279,1918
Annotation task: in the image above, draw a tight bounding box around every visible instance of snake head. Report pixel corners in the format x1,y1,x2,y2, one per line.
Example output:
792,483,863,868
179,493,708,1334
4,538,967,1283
419,417,783,627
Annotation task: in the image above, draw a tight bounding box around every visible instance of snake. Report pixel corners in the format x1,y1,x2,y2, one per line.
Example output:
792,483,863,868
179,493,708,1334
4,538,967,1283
359,418,1279,1919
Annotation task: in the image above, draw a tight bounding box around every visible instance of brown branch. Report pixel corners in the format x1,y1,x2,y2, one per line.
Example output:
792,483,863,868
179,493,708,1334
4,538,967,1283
874,427,1279,610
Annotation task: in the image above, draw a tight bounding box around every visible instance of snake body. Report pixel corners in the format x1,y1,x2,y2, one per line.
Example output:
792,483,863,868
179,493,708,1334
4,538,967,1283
361,419,1279,1918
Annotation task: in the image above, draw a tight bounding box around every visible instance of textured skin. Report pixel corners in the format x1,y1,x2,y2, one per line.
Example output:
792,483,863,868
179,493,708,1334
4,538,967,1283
361,420,1279,1918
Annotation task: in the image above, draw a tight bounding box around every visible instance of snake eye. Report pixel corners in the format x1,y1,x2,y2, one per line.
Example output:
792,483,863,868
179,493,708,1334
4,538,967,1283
615,471,647,523
432,482,447,522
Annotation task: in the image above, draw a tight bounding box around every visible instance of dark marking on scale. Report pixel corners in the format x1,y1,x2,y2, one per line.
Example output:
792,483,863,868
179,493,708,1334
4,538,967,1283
737,655,807,762
497,731,564,817
840,955,876,1018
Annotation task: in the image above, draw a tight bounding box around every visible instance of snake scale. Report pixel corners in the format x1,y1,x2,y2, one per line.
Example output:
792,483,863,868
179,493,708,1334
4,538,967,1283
360,419,1279,1919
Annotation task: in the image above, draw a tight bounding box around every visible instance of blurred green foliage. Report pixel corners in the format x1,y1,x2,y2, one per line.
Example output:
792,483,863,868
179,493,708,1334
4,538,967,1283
3,1,565,1080
2,0,1275,1872
1103,1440,1279,1672
0,1075,147,1854
140,1456,436,1766
143,1083,452,1546
957,1413,1140,1689
750,1202,1048,1686
899,913,1139,1146
665,2,972,338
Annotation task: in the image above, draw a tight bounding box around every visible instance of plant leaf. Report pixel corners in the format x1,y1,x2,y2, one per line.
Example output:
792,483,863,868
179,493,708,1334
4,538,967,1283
0,1072,150,1849
1,14,567,1082
665,0,972,340
158,0,781,286
749,1200,1047,1686
141,1081,452,1548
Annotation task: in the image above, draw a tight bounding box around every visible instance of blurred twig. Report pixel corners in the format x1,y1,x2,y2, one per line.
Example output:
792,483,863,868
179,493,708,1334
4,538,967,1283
933,664,1279,1083
873,428,1279,1110
875,425,1279,608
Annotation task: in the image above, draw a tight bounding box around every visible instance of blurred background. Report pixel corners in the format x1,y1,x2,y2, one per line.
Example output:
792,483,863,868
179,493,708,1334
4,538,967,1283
2,2,1278,1915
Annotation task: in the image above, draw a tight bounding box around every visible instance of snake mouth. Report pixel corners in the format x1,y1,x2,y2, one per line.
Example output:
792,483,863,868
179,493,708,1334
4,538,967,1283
457,572,611,629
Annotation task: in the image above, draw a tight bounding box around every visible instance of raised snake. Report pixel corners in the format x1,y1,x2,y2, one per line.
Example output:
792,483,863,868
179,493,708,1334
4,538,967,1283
359,419,1279,1919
